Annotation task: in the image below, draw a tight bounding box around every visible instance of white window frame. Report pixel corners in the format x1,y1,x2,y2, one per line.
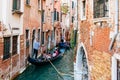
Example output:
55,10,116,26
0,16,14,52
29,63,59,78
112,53,120,80
81,0,86,20
93,0,110,19
38,0,41,10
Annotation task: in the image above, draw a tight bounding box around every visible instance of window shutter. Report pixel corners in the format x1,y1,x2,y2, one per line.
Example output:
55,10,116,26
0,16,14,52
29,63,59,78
54,9,56,21
13,0,17,10
42,10,45,22
42,32,44,44
72,1,74,9
17,0,20,10
38,29,40,41
72,16,74,23
13,0,21,10
60,12,62,22
57,12,59,21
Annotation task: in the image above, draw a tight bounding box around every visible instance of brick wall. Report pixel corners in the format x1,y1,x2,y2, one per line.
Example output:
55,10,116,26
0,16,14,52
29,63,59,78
76,0,114,79
79,20,112,80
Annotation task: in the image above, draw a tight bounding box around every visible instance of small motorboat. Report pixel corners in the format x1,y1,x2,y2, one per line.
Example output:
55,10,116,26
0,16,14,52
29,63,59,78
28,48,65,66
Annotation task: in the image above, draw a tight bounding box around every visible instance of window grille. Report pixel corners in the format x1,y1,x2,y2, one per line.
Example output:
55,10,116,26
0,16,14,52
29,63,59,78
12,36,18,55
3,37,10,60
94,0,109,18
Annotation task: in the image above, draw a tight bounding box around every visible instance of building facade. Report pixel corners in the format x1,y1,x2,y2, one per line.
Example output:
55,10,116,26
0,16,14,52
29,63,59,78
41,0,61,52
0,0,62,79
0,0,24,79
75,0,120,80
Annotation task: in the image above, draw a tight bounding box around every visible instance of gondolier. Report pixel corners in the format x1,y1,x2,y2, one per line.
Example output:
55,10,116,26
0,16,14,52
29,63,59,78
33,38,40,59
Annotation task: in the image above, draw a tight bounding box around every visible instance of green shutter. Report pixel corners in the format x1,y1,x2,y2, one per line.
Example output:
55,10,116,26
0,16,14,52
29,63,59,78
13,0,17,10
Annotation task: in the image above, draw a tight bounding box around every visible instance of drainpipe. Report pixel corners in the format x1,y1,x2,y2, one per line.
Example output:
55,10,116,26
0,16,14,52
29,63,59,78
109,0,119,50
52,0,54,45
9,24,13,80
75,0,78,46
41,0,43,52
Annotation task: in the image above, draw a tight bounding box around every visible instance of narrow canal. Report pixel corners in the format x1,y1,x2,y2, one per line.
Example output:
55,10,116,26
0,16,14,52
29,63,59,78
14,49,74,80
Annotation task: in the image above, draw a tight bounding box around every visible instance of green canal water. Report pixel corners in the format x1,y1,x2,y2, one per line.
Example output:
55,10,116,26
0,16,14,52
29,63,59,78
14,49,74,80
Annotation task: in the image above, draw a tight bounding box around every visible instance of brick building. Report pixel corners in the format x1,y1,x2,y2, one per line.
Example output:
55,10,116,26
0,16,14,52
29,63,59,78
74,0,120,80
0,0,24,79
0,0,62,79
40,0,62,52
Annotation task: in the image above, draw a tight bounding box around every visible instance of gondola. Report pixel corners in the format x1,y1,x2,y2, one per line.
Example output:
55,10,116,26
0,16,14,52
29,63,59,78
28,48,65,66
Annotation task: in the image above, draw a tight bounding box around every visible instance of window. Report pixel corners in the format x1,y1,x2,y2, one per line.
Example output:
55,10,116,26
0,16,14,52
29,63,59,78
57,12,59,21
51,31,54,42
60,12,62,22
42,10,45,22
38,29,40,41
82,0,86,18
26,30,29,48
38,0,41,10
42,32,44,44
26,0,30,5
12,36,18,55
54,9,59,21
72,16,74,23
94,0,109,18
51,12,54,23
3,37,10,60
26,30,29,39
13,0,21,11
54,9,57,21
72,1,74,9
117,60,120,80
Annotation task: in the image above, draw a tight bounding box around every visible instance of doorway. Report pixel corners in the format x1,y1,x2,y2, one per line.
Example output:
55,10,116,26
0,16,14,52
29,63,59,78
32,30,36,56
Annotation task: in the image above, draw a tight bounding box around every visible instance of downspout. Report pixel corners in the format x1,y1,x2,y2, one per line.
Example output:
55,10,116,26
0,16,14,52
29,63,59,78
109,0,119,50
52,0,55,45
75,0,78,46
41,0,43,52
9,24,13,80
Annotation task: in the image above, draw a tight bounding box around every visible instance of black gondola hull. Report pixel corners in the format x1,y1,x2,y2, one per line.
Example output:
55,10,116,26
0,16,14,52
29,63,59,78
28,49,65,66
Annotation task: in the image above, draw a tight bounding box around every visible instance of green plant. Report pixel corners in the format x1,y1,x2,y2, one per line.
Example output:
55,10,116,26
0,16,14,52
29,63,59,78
70,30,75,48
61,6,69,14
